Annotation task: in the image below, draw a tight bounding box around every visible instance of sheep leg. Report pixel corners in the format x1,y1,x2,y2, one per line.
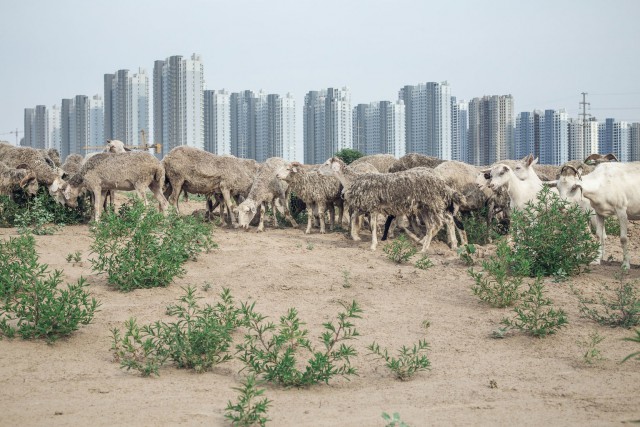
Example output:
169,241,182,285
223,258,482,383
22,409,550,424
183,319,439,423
370,212,378,251
220,187,238,228
149,180,168,213
257,203,266,232
91,185,102,222
134,182,149,206
327,203,335,231
167,178,185,214
317,201,327,234
350,208,362,241
305,203,314,234
444,215,459,250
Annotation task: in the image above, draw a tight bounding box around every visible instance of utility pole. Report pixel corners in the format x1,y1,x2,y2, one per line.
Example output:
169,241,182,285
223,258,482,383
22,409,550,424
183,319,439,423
579,92,591,154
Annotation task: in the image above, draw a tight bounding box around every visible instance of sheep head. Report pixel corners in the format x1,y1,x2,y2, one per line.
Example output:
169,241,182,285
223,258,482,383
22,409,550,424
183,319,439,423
484,164,512,191
106,139,130,153
63,182,81,208
276,162,301,181
237,199,258,229
19,170,39,196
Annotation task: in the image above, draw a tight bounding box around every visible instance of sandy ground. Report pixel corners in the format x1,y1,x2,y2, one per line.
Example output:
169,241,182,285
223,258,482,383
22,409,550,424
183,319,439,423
1,199,639,427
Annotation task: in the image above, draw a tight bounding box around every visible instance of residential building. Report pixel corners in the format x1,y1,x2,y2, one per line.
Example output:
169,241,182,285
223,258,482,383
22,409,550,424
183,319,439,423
154,54,204,156
468,95,514,166
451,98,468,163
104,68,149,146
398,81,451,159
204,89,231,155
539,109,568,165
255,92,296,162
514,111,542,160
88,95,104,153
352,100,405,157
303,87,352,164
22,108,34,147
47,105,61,153
230,90,257,159
60,98,73,160
630,123,640,161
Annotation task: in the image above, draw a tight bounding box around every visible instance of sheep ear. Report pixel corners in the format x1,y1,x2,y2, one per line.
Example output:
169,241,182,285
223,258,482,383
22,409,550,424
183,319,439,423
501,165,509,174
19,172,36,188
546,180,558,188
15,163,29,170
50,178,60,192
576,165,583,179
605,153,618,162
124,146,132,152
531,157,539,166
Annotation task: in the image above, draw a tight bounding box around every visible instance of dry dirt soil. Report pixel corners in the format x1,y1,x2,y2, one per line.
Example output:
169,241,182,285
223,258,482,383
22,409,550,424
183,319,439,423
1,199,639,427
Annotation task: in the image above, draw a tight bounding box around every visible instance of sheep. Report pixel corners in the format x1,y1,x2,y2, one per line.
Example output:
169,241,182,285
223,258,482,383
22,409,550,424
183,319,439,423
276,162,342,234
0,143,66,204
321,157,465,252
40,148,61,168
106,139,131,153
0,161,38,197
63,151,168,222
61,154,85,178
236,157,299,232
349,154,397,173
388,153,445,173
162,146,258,226
547,158,637,269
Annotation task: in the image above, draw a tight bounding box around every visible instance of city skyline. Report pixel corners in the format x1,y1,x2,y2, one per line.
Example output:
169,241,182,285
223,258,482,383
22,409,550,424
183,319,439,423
2,0,639,153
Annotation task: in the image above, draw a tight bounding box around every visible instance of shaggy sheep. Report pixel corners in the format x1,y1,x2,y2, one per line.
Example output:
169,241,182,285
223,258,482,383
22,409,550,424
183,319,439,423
236,157,298,232
321,157,465,252
0,161,38,196
276,162,342,234
0,143,66,203
40,148,61,168
349,154,397,173
63,151,168,222
162,146,258,226
388,153,445,173
61,154,85,178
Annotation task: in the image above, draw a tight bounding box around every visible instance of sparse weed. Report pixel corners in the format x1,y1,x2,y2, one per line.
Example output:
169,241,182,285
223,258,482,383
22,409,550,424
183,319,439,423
468,240,528,308
306,242,315,250
342,269,352,288
110,287,240,376
237,301,362,387
224,374,271,427
383,234,416,264
457,244,476,266
622,329,640,362
65,251,82,264
577,330,606,365
572,275,640,328
0,235,99,342
501,278,568,338
414,255,434,270
382,412,410,427
367,339,431,381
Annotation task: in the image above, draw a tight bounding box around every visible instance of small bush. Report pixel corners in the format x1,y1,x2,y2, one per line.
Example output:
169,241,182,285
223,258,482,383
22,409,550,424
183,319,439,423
225,374,272,427
367,339,431,381
468,240,528,308
90,199,215,291
501,278,568,338
382,412,410,427
457,243,476,266
459,207,504,245
110,287,240,376
414,255,434,270
605,216,620,237
237,301,362,387
0,187,91,229
572,276,640,328
383,234,416,264
509,187,600,277
577,330,606,365
0,235,99,342
334,148,364,165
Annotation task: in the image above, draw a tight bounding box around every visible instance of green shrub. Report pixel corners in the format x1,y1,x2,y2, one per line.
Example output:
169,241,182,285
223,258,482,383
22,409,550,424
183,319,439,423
383,234,416,264
605,216,620,237
0,187,91,229
237,301,362,387
459,207,505,245
367,339,431,381
89,199,215,291
572,276,640,328
333,148,364,165
468,240,528,308
110,287,240,376
457,243,476,266
577,330,606,365
509,187,600,277
0,235,99,342
414,254,434,270
225,374,272,427
501,278,568,338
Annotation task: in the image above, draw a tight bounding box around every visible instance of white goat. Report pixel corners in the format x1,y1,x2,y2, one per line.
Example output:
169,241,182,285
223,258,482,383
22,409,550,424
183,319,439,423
548,161,640,269
481,155,547,211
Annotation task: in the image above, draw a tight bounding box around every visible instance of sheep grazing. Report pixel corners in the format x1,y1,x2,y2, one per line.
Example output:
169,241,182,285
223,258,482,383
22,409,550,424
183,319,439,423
236,157,298,232
321,157,465,252
349,154,397,173
276,162,342,234
63,151,168,222
388,153,445,173
0,161,38,197
162,146,258,226
548,156,636,268
0,143,66,204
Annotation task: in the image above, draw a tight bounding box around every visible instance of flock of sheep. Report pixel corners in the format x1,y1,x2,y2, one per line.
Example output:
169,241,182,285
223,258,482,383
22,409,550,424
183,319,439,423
0,140,636,269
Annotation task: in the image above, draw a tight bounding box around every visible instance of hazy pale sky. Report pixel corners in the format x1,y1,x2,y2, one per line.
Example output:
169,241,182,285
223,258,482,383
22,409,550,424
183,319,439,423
2,0,639,154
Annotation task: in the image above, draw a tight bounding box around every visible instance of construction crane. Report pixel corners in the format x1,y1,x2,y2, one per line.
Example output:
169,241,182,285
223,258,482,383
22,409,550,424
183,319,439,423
0,128,21,145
